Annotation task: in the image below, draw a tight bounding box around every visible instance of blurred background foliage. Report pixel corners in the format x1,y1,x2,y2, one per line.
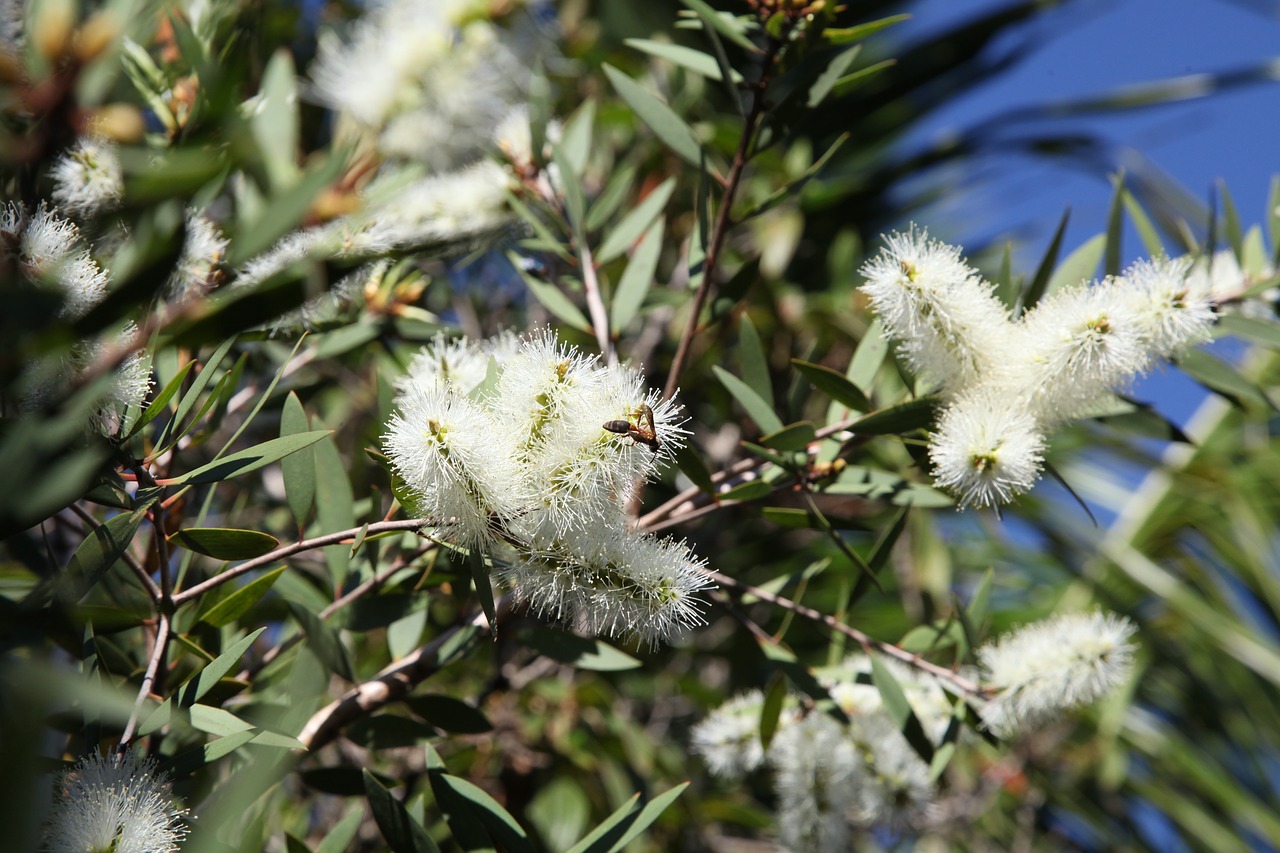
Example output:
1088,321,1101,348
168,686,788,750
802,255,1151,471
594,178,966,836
2,0,1278,850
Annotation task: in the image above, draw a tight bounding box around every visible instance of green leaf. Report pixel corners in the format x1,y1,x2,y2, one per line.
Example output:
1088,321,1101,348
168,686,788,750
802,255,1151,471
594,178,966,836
1177,349,1273,409
585,163,638,233
566,782,690,853
179,628,266,707
1044,234,1106,299
197,567,286,628
823,13,910,45
511,254,592,331
251,49,301,191
717,479,772,503
678,0,759,53
281,391,316,528
161,730,257,778
870,656,934,764
674,442,715,495
164,430,331,486
189,703,255,736
848,319,887,397
738,315,773,408
713,365,785,435
1124,189,1165,258
1020,208,1070,313
363,770,442,853
558,99,597,178
610,220,663,333
128,359,194,438
759,672,787,750
1218,179,1243,259
848,396,939,435
161,336,236,449
792,359,871,412
467,547,497,636
551,141,587,236
1268,175,1280,267
603,64,707,173
624,39,742,83
315,809,364,853
288,602,355,681
597,177,676,263
1217,315,1280,349
168,527,279,560
403,694,493,734
387,606,427,660
966,567,995,630
39,508,147,605
431,773,533,853
314,429,356,586
760,421,815,452
806,44,862,109
226,152,347,266
521,628,643,671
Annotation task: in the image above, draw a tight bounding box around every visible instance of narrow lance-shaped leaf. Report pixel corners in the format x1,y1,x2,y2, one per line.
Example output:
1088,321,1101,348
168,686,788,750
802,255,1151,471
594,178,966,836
610,220,663,333
281,390,316,528
713,365,785,435
603,64,708,173
597,177,676,263
162,430,331,486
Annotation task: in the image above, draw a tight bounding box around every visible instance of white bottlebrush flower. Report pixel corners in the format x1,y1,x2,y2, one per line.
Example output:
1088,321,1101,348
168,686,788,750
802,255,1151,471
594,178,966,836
847,712,936,829
310,0,535,169
495,527,711,648
168,209,227,300
1118,256,1215,359
17,203,109,319
396,333,496,399
51,137,125,219
769,713,861,853
384,383,524,549
1186,248,1277,320
929,391,1046,508
1005,280,1151,423
859,226,1013,395
979,611,1137,737
690,690,769,781
42,749,189,853
359,160,514,254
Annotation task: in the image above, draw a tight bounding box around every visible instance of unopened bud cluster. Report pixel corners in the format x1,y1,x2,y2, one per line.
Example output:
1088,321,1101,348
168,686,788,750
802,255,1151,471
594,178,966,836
384,330,710,647
692,611,1136,849
859,227,1233,508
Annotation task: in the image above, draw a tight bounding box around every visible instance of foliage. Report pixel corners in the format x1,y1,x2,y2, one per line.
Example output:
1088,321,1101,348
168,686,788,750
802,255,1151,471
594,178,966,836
2,0,1279,851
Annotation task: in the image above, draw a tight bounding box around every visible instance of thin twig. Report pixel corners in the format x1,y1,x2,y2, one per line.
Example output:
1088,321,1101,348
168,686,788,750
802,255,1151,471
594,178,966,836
117,610,172,754
663,30,788,401
578,240,616,366
172,519,428,606
703,566,983,696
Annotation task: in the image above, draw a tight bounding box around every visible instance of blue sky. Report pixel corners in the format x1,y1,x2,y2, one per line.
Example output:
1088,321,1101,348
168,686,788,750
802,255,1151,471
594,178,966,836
896,0,1280,427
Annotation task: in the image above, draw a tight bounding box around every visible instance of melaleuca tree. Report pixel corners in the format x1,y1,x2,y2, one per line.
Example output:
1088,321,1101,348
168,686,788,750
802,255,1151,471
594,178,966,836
2,1,1278,852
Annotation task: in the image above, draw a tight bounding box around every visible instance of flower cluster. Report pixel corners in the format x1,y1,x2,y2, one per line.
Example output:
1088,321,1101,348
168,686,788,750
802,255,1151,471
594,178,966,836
384,330,710,647
42,750,190,853
693,611,1137,849
309,0,546,171
1,201,151,433
50,136,124,220
860,227,1226,508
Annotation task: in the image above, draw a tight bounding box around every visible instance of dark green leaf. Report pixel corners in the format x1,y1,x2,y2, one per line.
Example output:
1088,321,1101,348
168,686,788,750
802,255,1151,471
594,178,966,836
759,672,786,751
281,391,316,528
197,567,286,628
521,628,643,671
128,359,195,438
674,442,715,495
848,396,939,435
713,365,785,435
403,694,493,734
161,731,256,778
1105,173,1125,277
431,773,533,852
678,0,758,52
870,656,934,764
848,319,888,397
1020,208,1070,313
512,256,592,331
792,358,871,412
179,628,266,707
585,163,638,233
287,602,355,681
759,421,815,452
738,315,773,408
226,152,347,266
566,782,690,853
346,714,435,750
314,429,356,586
717,479,773,503
363,770,441,853
35,508,147,605
169,528,279,560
